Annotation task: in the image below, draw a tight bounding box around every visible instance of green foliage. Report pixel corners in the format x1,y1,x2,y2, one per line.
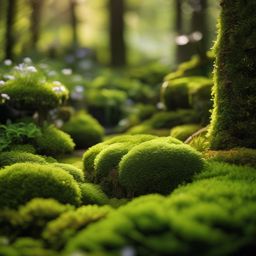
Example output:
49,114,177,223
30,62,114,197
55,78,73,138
0,69,68,113
204,148,256,168
0,122,41,152
0,163,81,208
119,142,205,196
35,125,75,156
86,89,127,126
0,151,46,168
170,124,201,141
65,162,256,256
80,183,109,206
52,163,85,183
43,205,112,250
161,76,211,111
208,2,256,149
62,111,104,149
127,110,200,135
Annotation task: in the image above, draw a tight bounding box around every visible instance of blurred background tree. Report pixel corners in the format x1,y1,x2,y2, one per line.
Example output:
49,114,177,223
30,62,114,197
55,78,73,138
0,0,220,66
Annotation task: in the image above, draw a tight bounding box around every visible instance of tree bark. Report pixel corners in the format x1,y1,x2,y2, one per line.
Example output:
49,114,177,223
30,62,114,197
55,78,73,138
209,0,256,149
5,0,17,60
30,0,44,51
70,0,78,47
109,0,126,67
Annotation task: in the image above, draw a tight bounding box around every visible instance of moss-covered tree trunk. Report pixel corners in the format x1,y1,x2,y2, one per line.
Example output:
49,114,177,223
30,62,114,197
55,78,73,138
209,0,256,149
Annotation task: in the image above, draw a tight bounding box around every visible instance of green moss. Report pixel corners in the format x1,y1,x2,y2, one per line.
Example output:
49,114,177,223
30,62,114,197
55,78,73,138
16,198,73,238
62,111,104,149
161,77,211,111
204,148,256,168
43,205,112,250
65,163,256,256
208,1,256,149
170,124,201,141
189,80,213,125
0,72,68,113
0,163,81,208
80,183,109,206
0,151,46,168
35,125,75,156
51,163,84,183
119,142,205,196
8,144,36,154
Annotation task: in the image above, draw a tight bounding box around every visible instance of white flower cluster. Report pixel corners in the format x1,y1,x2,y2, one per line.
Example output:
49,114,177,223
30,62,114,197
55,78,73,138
15,63,38,73
52,81,67,94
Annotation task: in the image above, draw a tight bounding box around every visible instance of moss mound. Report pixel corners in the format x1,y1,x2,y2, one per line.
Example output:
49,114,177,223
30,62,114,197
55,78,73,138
62,111,104,149
0,151,46,168
35,125,75,156
65,163,256,256
43,205,112,250
119,142,205,195
80,183,109,206
0,163,81,208
170,124,201,141
51,163,84,183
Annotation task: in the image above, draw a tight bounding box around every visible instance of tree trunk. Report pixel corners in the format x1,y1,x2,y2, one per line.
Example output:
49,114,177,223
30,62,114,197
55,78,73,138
70,0,78,47
190,0,208,58
109,0,126,67
30,0,44,51
209,0,256,149
5,0,17,60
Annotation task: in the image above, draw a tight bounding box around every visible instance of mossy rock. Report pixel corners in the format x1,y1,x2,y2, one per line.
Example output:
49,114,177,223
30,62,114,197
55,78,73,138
0,163,81,208
62,111,104,149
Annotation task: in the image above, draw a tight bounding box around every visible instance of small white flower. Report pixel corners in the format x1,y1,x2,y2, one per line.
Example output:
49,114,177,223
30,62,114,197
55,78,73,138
74,85,84,93
3,75,15,80
53,81,62,86
26,66,37,73
15,63,26,71
23,57,32,64
1,93,10,100
156,102,165,110
121,246,136,256
48,71,57,77
61,68,72,75
4,59,12,66
0,80,5,86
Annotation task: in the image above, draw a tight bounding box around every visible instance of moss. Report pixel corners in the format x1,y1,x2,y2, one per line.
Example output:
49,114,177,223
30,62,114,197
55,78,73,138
35,125,75,156
161,76,212,112
189,80,213,125
0,151,46,168
0,72,68,113
0,163,81,208
8,144,36,154
164,53,214,81
86,89,127,126
16,198,73,238
128,110,200,136
80,183,109,206
119,142,205,196
52,163,84,183
43,205,112,250
62,111,104,149
204,148,256,168
208,1,256,149
170,124,201,141
65,164,256,256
